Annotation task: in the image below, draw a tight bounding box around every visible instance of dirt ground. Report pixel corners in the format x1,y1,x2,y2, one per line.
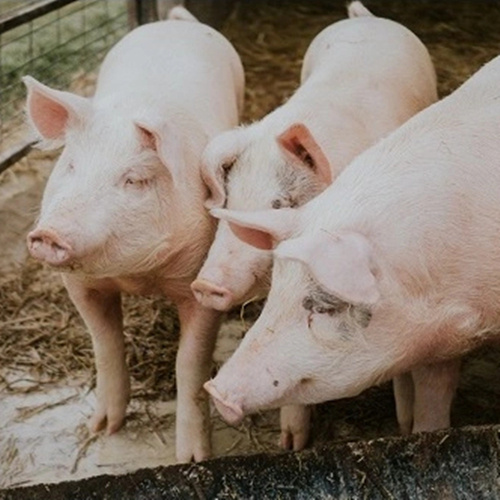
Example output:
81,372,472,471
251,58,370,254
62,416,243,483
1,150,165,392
2,0,500,489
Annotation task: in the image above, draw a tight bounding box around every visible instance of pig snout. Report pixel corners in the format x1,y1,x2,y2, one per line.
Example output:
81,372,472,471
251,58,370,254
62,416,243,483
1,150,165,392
27,228,73,266
191,278,234,311
203,380,244,425
205,346,296,423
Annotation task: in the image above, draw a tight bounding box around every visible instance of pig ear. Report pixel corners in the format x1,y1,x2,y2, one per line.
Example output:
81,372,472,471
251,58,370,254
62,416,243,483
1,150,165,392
277,123,332,185
275,230,380,305
134,121,184,186
23,75,89,144
211,207,298,250
201,129,249,209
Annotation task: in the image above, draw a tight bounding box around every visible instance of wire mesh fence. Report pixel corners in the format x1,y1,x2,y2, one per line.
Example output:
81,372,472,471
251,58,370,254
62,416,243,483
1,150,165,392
0,0,130,172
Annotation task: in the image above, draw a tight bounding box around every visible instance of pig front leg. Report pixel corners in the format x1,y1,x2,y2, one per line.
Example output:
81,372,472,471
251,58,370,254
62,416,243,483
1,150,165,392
280,404,312,451
63,274,129,434
175,298,222,462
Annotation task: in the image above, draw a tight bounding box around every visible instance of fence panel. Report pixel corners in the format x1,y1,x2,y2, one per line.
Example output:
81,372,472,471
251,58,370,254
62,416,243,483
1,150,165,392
0,0,236,173
0,0,130,172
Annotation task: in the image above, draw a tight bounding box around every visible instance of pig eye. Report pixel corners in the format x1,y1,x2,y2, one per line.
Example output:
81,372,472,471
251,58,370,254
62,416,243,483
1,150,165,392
124,177,150,189
271,195,296,209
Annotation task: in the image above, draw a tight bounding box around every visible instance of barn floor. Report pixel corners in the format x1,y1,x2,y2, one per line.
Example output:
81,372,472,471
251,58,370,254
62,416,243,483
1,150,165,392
2,0,500,490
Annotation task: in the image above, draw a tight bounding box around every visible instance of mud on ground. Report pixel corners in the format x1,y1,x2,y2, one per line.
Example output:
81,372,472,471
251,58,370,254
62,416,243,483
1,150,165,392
1,0,500,488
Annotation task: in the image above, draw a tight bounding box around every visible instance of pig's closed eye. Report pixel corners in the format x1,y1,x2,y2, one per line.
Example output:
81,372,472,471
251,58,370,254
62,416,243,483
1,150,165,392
124,177,151,189
271,195,296,209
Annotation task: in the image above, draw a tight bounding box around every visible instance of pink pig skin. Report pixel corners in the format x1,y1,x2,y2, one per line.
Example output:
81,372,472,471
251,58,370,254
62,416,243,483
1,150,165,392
193,1,454,447
204,53,500,427
24,7,244,463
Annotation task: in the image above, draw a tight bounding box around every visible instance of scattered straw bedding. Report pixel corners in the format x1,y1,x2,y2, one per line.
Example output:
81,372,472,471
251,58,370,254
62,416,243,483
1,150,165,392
1,0,500,414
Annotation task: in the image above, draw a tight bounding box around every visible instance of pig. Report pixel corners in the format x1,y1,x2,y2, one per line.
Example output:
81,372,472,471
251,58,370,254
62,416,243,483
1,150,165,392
203,52,500,430
23,6,244,462
192,1,446,448
192,1,437,312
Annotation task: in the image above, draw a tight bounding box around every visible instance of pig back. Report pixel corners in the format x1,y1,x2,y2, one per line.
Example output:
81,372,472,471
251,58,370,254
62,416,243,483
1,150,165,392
94,20,244,134
305,55,500,306
300,16,437,112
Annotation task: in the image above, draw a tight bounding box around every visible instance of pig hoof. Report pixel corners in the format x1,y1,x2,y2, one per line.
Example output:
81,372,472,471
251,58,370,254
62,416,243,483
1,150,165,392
176,445,211,464
176,428,211,463
89,409,125,435
89,412,107,433
279,405,311,451
398,420,413,436
279,430,309,452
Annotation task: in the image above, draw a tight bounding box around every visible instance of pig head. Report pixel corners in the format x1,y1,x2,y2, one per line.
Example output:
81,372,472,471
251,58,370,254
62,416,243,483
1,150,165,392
24,76,210,278
192,123,332,310
203,207,393,423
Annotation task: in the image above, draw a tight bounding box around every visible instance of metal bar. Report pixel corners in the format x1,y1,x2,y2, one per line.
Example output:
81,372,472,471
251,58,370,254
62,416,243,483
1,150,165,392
134,0,158,26
0,0,130,173
0,0,79,34
0,1,89,46
0,141,36,174
1,9,127,80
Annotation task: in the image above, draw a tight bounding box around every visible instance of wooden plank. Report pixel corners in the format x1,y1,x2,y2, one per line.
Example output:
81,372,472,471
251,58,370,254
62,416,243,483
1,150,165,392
0,141,35,174
1,425,499,499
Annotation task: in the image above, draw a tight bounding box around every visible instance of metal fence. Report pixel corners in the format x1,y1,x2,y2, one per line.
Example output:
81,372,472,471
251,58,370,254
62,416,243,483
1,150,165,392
0,0,132,173
0,0,235,174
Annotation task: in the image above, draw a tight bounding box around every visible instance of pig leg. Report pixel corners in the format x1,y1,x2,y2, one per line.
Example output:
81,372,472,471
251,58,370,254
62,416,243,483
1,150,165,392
393,372,415,435
175,298,222,462
411,359,461,433
280,404,311,451
63,275,129,434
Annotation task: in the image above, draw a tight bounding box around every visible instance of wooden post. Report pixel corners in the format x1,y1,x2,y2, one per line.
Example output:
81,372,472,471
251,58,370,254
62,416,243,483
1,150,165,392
127,0,159,29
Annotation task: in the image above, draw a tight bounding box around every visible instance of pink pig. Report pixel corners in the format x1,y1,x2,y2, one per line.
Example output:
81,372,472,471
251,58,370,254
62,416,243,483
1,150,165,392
193,1,437,312
24,7,244,462
204,53,500,430
193,2,451,447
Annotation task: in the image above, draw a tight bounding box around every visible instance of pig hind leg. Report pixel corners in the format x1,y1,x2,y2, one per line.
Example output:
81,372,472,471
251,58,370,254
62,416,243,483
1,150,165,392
175,299,222,462
63,275,130,434
280,404,312,451
411,359,460,433
393,372,415,435
394,360,460,434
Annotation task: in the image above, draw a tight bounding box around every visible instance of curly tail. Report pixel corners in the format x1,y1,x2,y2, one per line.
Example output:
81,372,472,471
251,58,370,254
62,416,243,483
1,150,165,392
347,1,374,18
168,5,199,22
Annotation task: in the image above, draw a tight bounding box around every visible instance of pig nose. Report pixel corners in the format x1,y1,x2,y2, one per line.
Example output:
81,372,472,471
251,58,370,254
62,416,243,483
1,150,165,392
204,380,244,426
27,229,72,266
191,278,234,311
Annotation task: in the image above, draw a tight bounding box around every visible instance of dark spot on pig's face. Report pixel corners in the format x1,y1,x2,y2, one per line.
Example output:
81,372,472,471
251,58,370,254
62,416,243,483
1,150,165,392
273,380,279,387
302,281,372,330
272,161,325,210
